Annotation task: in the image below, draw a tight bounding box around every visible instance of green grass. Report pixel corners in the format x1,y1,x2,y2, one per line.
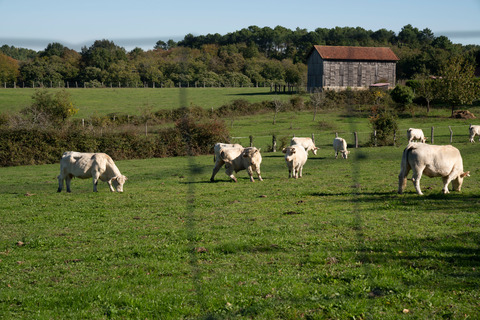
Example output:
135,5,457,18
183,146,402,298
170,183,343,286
2,88,480,318
1,142,480,319
0,87,292,119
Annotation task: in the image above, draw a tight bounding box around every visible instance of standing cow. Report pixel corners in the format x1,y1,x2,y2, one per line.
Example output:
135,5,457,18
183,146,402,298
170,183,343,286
290,137,318,156
282,145,308,179
407,128,427,143
469,125,480,143
58,151,127,192
211,145,263,182
398,143,470,195
333,137,350,159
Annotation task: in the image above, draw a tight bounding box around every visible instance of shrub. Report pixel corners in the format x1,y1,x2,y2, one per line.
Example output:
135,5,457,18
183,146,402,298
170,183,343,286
369,106,398,146
390,85,415,109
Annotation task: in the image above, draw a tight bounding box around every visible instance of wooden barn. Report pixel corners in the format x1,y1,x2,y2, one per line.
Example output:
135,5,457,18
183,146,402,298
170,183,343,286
307,45,399,91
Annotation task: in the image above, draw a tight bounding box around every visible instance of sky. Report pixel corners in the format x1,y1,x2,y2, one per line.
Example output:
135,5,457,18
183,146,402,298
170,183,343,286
1,0,480,52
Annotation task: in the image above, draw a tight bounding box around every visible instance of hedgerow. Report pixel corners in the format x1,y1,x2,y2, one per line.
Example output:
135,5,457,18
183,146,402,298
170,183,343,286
0,117,229,167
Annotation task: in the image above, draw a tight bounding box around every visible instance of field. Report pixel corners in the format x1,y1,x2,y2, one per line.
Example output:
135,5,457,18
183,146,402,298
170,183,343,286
0,87,292,119
1,88,480,319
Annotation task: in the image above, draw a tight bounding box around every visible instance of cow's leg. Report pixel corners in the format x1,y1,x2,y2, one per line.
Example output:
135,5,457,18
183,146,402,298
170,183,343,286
298,165,303,178
442,176,452,194
411,168,424,195
255,168,263,181
246,166,255,182
92,173,100,192
65,175,72,193
57,174,64,192
210,160,224,182
225,165,237,182
335,150,338,159
107,179,115,192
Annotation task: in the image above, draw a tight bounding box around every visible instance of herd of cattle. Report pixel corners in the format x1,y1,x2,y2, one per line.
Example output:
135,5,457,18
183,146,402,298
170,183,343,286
56,125,480,196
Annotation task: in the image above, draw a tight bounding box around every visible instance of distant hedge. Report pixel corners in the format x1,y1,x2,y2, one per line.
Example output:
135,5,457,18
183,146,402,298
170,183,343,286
0,117,229,167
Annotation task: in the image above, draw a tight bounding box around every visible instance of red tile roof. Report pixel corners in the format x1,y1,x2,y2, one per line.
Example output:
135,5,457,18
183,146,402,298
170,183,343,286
311,45,399,61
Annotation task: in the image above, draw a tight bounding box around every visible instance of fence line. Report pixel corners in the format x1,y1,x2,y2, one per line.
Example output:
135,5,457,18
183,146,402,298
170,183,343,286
231,124,474,151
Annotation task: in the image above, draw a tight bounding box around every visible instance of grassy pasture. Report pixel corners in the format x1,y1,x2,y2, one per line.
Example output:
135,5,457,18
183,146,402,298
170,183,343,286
1,142,480,319
0,87,292,119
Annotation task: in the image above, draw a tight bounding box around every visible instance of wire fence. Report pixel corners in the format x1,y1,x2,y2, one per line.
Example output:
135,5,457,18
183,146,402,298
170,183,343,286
230,124,474,152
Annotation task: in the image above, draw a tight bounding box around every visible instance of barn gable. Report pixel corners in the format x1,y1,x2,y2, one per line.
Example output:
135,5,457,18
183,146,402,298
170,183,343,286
307,45,399,91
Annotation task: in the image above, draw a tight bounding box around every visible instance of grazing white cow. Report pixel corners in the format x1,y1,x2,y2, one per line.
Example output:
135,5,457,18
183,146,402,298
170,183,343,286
282,145,307,179
398,143,470,195
211,146,263,182
469,125,480,143
290,137,318,156
58,151,127,192
407,128,427,143
333,137,350,159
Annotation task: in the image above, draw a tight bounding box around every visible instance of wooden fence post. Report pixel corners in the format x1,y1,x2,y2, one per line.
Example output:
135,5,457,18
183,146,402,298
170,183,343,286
249,135,253,147
335,132,338,138
354,132,358,148
431,126,434,144
311,133,315,144
393,130,396,146
374,130,377,147
272,135,277,152
449,126,453,143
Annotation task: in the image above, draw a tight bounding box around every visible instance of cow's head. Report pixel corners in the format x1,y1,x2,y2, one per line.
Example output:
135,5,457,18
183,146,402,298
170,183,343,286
243,147,262,168
341,150,351,159
283,146,296,161
111,175,128,192
452,171,470,191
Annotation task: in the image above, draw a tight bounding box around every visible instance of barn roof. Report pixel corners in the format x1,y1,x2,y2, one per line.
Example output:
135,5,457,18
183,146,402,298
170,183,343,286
310,45,399,61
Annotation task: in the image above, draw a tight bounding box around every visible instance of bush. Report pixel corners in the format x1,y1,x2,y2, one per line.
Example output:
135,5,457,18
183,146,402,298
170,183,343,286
369,107,398,146
390,85,415,109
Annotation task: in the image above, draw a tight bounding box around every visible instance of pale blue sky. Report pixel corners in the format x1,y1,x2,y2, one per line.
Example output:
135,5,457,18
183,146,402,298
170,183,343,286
1,0,480,51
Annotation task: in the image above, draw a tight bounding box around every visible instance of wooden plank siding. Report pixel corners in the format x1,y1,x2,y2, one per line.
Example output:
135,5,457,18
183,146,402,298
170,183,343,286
307,46,399,92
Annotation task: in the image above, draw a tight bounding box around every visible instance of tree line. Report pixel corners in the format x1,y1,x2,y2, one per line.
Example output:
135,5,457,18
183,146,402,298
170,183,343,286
0,24,479,88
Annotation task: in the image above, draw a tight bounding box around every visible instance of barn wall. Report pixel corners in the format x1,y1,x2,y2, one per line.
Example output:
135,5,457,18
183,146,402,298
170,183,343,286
307,51,323,91
308,58,397,91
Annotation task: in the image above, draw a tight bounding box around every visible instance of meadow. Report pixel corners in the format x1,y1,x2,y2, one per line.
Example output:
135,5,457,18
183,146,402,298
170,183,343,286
0,87,292,119
1,88,480,319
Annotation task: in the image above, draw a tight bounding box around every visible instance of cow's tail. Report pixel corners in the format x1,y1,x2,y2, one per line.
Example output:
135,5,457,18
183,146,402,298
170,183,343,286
398,143,415,194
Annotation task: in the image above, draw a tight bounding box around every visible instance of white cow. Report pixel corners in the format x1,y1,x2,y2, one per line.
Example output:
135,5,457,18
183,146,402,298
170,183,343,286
282,145,307,179
290,137,318,156
211,143,244,181
213,143,243,162
469,125,480,143
211,146,263,182
398,143,470,195
407,128,427,143
57,151,127,192
333,137,350,159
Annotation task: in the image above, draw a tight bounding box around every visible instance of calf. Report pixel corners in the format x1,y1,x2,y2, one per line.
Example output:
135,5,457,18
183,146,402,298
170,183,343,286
58,151,127,192
333,137,350,159
290,137,318,156
398,143,470,195
283,145,307,179
407,128,427,143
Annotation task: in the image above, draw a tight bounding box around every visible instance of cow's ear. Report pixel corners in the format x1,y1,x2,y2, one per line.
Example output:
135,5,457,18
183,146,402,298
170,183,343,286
242,152,248,158
462,171,471,178
282,148,287,153
257,148,261,153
